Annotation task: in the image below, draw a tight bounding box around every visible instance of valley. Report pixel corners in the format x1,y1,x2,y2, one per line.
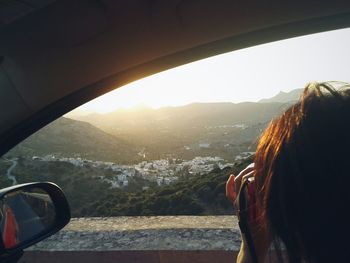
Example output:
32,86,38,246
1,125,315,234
1,89,301,216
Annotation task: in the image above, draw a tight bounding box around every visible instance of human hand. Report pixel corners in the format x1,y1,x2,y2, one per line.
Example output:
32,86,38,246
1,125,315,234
226,163,255,205
226,164,271,263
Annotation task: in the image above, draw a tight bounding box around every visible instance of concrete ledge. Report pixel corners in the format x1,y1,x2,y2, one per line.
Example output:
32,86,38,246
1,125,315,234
27,216,241,251
21,251,238,263
22,216,246,262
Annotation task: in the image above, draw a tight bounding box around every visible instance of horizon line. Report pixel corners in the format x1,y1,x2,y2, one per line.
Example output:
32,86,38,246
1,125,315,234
66,99,294,117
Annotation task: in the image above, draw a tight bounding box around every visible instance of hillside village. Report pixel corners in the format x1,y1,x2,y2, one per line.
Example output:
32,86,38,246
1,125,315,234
30,154,254,189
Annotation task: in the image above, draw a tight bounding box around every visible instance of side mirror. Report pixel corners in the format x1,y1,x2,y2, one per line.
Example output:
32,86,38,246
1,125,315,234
0,182,70,259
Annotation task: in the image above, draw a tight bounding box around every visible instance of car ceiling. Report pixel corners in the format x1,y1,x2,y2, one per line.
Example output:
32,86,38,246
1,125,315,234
1,0,350,156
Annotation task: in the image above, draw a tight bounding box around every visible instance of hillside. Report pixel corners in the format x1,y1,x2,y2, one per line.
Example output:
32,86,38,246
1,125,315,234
6,117,141,164
0,155,251,217
0,157,156,217
73,102,292,161
5,100,295,164
79,158,253,217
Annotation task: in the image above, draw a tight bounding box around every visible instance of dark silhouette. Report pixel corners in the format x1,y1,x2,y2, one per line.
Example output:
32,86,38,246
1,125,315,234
230,82,350,263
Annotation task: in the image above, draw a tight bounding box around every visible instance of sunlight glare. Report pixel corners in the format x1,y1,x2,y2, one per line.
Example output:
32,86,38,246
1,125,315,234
75,27,350,115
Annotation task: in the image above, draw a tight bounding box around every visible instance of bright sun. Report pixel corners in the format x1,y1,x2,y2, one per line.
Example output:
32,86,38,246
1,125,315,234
73,28,350,115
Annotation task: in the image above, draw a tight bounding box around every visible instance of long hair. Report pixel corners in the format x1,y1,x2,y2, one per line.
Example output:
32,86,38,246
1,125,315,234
254,82,350,263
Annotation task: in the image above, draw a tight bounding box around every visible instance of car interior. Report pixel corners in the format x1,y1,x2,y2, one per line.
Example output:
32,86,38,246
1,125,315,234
1,0,350,262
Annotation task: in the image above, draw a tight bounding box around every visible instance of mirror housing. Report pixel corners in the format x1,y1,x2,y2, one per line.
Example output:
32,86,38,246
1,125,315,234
0,182,70,259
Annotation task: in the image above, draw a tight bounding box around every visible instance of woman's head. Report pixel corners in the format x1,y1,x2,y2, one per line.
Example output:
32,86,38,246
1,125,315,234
254,82,350,263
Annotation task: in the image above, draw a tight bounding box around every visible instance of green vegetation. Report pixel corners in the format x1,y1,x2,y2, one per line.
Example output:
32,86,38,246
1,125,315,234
79,159,252,217
0,158,153,217
0,156,252,217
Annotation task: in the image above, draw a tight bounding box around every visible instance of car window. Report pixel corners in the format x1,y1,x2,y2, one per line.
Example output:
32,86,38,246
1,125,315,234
1,28,349,218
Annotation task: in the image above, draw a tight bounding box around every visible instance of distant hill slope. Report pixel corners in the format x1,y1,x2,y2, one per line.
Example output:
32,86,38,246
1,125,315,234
7,101,297,163
77,102,290,130
6,117,141,164
80,158,253,217
259,89,303,103
72,102,292,161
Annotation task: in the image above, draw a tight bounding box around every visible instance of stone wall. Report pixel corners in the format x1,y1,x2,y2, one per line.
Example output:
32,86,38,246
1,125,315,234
27,216,241,251
20,216,243,262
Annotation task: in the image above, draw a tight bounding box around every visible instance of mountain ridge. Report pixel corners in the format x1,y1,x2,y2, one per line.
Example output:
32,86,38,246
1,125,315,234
8,96,299,163
259,88,302,103
6,117,141,164
70,101,292,161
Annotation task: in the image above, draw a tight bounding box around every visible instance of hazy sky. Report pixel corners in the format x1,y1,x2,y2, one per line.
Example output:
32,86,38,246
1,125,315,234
73,27,350,114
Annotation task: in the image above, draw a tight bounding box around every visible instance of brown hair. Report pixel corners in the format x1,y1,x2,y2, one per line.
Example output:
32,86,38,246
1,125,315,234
254,82,350,263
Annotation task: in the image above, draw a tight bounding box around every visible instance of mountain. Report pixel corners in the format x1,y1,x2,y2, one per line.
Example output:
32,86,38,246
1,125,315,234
72,102,292,161
76,102,291,130
259,89,303,103
7,101,296,164
6,117,141,164
77,102,284,127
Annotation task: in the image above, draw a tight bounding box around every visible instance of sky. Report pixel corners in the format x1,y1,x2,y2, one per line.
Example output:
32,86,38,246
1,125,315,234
71,27,350,115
